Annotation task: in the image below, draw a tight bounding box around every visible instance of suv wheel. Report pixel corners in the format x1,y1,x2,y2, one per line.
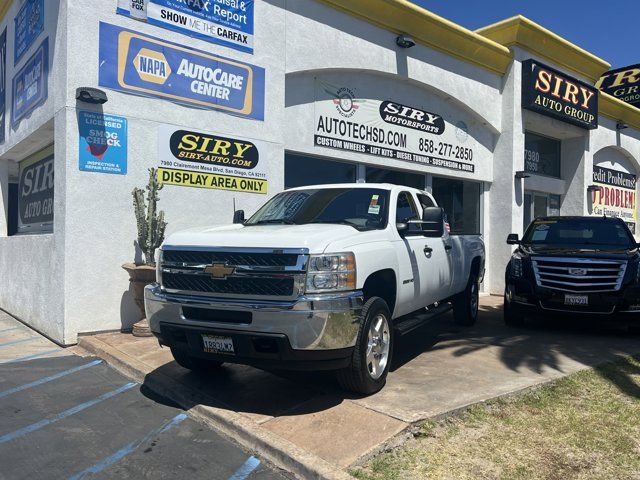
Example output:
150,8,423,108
170,346,224,372
453,273,479,326
337,297,393,395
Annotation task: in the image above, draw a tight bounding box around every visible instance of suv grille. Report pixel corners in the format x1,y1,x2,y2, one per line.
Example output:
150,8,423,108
160,248,308,299
532,257,627,293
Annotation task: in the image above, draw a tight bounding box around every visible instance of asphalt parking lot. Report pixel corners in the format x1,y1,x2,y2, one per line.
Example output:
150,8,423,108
0,313,287,480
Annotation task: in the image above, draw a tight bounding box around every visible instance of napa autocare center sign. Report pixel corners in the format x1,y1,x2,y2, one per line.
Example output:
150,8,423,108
592,166,637,233
117,0,254,54
78,111,128,175
98,23,264,120
158,124,267,194
314,81,475,173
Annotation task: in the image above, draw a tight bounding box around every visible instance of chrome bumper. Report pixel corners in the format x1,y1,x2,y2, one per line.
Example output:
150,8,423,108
144,284,364,350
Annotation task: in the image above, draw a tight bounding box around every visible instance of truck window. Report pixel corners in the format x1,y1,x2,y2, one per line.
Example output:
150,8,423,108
396,192,421,232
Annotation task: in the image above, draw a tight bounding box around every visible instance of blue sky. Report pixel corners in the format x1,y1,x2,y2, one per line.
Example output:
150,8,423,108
409,1,636,70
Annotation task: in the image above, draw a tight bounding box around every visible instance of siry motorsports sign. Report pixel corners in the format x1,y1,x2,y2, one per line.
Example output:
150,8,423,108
522,59,598,130
597,64,640,108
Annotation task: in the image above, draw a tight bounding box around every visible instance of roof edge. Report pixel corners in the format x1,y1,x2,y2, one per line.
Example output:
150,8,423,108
599,92,640,131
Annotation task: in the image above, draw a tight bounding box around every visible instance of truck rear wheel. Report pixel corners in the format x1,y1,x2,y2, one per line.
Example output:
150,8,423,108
170,346,224,372
337,297,393,395
453,273,479,326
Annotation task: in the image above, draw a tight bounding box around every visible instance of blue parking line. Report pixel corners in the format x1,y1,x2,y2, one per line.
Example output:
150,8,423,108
228,456,261,480
1,349,61,364
0,382,137,444
0,327,20,334
67,413,188,480
0,337,38,348
0,360,103,399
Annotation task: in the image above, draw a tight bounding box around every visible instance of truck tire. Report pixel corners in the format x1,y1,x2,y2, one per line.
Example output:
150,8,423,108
336,297,393,395
170,346,224,372
453,273,479,326
503,291,524,327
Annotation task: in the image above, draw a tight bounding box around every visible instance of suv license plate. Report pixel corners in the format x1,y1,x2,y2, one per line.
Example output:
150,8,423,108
564,294,588,306
202,334,235,355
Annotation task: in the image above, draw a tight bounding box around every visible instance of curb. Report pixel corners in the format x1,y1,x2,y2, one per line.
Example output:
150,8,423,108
77,336,351,480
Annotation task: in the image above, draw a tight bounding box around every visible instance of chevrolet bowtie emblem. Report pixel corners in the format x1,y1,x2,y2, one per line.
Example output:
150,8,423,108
204,263,236,280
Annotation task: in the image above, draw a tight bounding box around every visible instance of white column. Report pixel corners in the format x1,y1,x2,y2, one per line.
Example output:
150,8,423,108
0,160,8,237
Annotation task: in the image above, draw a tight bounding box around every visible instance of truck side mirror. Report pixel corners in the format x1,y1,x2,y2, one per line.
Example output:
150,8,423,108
507,233,520,245
422,207,444,237
233,209,245,224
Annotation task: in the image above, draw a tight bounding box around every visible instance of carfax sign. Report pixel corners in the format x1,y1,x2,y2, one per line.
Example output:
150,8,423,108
157,123,267,194
116,0,254,54
98,22,264,120
12,37,48,129
14,0,45,65
522,59,598,130
78,111,128,175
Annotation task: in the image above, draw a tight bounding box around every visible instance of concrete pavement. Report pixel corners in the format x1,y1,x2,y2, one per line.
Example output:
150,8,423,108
77,295,640,472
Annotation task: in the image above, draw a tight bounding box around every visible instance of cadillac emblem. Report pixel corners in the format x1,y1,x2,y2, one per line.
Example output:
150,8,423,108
204,263,235,280
568,268,588,276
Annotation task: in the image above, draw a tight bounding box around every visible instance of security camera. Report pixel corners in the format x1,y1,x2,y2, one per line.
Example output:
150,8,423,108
396,35,416,49
76,87,108,104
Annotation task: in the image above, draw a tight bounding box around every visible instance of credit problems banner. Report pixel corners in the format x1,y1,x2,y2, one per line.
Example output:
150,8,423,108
98,22,264,120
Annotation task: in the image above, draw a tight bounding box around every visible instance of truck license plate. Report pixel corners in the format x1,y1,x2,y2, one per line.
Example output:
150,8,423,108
564,294,588,306
201,334,235,355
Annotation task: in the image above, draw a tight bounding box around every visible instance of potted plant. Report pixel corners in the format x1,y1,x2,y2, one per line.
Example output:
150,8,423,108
123,168,167,337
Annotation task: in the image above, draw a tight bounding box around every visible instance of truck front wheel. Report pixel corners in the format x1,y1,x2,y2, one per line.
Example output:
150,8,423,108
170,346,224,372
453,273,479,326
337,297,393,395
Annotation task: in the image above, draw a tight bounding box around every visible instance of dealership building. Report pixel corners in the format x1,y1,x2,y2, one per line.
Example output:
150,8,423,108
1,0,640,345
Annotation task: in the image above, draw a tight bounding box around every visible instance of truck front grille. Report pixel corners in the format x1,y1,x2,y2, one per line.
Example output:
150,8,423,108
532,257,627,293
160,248,308,300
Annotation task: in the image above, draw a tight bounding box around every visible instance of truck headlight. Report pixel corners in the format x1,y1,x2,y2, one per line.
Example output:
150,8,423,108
156,248,163,285
306,253,356,293
510,254,523,278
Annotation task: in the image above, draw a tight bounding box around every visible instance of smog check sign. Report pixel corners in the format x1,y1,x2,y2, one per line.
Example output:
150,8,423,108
98,22,264,120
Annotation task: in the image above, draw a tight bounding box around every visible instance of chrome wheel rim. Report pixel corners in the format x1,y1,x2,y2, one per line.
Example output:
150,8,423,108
470,282,479,316
366,313,390,380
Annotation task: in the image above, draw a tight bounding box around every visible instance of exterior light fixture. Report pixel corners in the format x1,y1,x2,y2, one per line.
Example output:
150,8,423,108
395,35,416,48
515,171,530,179
616,121,628,130
76,87,108,104
587,185,600,193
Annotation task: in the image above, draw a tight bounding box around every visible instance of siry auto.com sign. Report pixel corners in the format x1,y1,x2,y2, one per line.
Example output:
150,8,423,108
522,59,598,129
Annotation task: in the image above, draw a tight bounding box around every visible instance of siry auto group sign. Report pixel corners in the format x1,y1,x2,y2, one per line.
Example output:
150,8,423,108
522,59,598,129
597,64,640,108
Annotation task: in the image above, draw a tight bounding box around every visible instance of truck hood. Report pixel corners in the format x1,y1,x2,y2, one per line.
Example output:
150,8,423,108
163,223,362,253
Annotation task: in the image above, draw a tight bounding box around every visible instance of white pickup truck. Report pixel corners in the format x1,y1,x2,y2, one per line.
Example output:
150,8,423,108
145,183,485,394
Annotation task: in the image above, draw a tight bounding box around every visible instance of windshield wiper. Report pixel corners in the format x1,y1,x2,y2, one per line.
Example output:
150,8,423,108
246,219,297,225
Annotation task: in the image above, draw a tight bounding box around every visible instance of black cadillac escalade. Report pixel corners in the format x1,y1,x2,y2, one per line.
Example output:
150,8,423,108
504,216,640,325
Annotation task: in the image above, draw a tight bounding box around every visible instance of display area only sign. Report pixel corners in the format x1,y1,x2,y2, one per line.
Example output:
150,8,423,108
157,124,267,194
522,59,598,130
98,22,265,120
78,111,128,175
592,165,637,233
117,0,254,54
314,81,475,173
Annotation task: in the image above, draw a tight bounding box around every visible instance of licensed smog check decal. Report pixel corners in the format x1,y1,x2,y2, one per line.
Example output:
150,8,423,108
117,0,254,54
78,111,128,175
314,80,475,173
98,22,265,120
158,123,267,194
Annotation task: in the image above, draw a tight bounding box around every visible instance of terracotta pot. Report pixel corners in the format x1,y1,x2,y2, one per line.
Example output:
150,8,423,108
122,263,156,337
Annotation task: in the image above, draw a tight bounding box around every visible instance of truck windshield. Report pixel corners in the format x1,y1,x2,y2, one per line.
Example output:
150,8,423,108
522,218,635,248
245,188,389,231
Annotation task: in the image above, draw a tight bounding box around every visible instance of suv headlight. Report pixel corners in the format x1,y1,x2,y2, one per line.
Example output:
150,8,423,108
510,253,523,278
305,253,356,293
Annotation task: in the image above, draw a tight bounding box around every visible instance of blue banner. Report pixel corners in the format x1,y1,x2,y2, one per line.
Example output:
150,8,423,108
116,0,254,54
14,0,45,65
0,28,6,143
11,37,48,129
98,22,264,120
78,111,128,175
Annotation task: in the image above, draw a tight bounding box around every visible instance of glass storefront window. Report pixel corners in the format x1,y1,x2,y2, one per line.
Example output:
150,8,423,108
524,132,561,178
524,191,561,230
366,166,425,189
432,177,481,235
285,153,356,189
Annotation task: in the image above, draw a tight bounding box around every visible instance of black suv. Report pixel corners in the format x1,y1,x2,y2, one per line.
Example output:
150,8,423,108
504,216,640,325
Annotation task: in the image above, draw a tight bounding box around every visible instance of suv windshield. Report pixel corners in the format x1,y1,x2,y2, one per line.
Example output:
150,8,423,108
522,218,635,248
245,188,389,231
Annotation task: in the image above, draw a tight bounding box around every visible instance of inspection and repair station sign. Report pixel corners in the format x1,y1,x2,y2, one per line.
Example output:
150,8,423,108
117,0,254,54
98,22,264,120
78,111,128,175
157,123,267,194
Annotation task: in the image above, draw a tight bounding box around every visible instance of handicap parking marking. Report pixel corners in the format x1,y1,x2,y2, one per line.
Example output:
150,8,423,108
0,327,21,335
0,349,62,364
0,382,137,444
0,360,103,399
0,337,39,348
67,413,188,480
228,456,261,480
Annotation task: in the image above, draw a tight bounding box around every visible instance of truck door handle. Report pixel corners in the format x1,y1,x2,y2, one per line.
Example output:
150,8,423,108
444,244,453,251
424,246,433,254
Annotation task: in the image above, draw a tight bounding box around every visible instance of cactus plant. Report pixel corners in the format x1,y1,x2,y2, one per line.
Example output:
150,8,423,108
132,168,167,265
